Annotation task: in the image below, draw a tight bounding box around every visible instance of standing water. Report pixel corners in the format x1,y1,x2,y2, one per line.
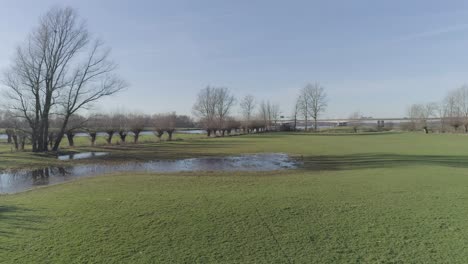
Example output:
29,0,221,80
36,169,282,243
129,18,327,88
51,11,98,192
0,153,299,194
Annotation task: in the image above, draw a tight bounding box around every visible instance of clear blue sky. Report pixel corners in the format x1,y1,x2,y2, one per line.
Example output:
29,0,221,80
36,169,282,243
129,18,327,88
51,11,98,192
1,0,468,118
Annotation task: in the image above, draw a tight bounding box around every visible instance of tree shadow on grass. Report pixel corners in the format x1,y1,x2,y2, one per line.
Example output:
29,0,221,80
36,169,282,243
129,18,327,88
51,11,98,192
292,131,400,137
0,205,43,237
299,153,468,171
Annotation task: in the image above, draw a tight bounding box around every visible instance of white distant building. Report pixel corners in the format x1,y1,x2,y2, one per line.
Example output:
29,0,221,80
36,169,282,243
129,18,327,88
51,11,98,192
335,121,348,127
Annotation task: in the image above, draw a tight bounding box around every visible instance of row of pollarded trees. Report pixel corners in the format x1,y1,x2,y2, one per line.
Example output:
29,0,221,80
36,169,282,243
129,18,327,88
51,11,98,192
0,110,195,150
406,85,468,133
192,86,282,136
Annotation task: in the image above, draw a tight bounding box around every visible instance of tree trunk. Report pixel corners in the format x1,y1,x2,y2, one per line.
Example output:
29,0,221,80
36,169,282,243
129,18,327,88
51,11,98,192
207,130,211,137
6,130,12,143
119,131,127,143
89,132,97,146
167,130,173,141
106,131,114,144
20,136,26,150
155,130,164,141
66,132,75,147
133,130,141,143
12,134,18,150
48,132,55,150
52,115,72,151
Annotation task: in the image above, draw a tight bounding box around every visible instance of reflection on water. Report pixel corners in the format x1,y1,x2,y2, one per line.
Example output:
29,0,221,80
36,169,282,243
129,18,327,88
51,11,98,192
58,152,109,161
0,153,299,194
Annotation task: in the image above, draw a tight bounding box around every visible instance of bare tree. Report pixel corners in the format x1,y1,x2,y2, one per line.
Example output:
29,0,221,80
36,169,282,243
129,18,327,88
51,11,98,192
305,83,327,131
407,103,437,133
258,101,271,131
193,86,235,136
222,117,241,135
292,100,300,131
240,95,255,122
128,113,149,143
85,114,101,146
114,113,129,143
270,103,281,129
153,112,177,141
348,111,362,133
452,85,468,132
64,114,87,147
2,7,125,152
102,114,118,144
444,90,462,131
297,90,309,131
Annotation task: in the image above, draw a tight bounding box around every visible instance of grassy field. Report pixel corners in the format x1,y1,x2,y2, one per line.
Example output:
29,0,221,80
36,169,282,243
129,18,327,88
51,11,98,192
3,132,468,262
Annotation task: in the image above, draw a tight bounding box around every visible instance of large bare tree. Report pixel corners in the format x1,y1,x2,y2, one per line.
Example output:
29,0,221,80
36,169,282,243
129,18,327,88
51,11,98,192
407,103,437,133
305,83,328,131
240,95,255,122
193,86,235,136
2,7,125,152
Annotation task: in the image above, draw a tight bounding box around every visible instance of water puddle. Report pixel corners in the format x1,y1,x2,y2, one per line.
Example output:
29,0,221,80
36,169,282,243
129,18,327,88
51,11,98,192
0,153,299,194
58,152,109,161
175,129,205,134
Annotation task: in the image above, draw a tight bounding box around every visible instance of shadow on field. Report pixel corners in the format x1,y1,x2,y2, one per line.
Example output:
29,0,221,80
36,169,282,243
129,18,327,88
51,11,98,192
0,205,43,238
293,131,399,137
300,153,468,171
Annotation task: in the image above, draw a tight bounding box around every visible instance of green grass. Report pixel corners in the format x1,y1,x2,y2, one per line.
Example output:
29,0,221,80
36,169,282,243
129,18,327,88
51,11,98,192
3,132,468,262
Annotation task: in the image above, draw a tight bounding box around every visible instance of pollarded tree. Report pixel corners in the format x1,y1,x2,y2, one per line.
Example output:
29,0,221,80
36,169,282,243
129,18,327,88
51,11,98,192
101,114,119,144
63,114,87,147
85,114,101,146
114,113,129,143
0,111,15,143
153,112,177,141
128,113,149,143
3,7,125,152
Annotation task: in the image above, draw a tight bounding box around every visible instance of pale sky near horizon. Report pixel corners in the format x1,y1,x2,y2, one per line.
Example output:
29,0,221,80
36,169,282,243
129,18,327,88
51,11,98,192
1,0,468,118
